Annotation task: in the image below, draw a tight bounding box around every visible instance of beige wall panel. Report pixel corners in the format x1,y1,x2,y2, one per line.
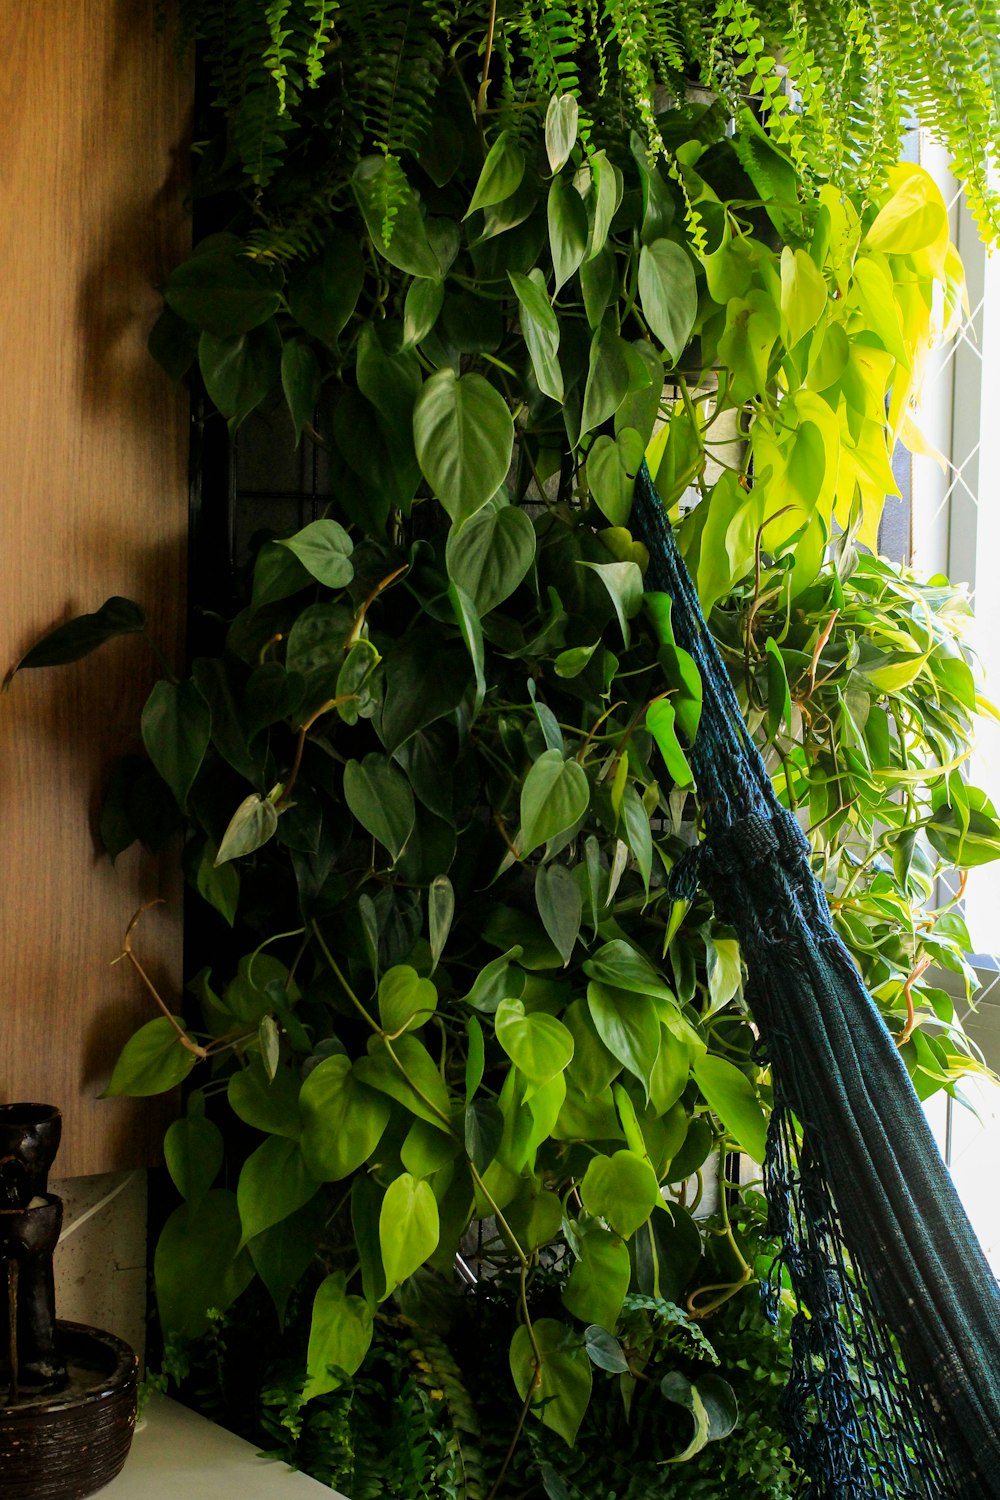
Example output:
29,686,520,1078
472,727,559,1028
0,3,190,1174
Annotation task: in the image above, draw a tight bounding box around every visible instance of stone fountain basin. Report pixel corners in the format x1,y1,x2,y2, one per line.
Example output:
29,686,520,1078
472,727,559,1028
0,1321,138,1500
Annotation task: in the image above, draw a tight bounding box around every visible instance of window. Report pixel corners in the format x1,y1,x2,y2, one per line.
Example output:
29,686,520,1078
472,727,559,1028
905,135,1000,1270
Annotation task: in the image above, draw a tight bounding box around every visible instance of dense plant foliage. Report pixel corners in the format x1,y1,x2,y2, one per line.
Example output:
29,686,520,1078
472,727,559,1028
150,1259,798,1498
12,5,1000,1488
171,0,1000,246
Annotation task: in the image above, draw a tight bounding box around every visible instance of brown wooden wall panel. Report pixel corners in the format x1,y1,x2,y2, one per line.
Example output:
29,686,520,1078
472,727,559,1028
0,3,191,1175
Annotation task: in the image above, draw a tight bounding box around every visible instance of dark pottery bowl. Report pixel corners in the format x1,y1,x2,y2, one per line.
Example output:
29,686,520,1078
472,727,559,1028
0,1322,138,1499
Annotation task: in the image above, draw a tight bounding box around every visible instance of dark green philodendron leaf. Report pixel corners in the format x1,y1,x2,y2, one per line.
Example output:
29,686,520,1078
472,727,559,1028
237,1134,319,1248
250,541,312,611
631,1201,702,1301
103,1016,198,1097
583,1326,630,1373
354,1034,453,1131
465,1015,486,1103
563,999,621,1098
163,1114,223,1209
148,305,199,382
378,965,438,1034
448,582,486,713
494,998,575,1088
155,1191,255,1341
249,1193,328,1328
510,1318,593,1447
580,1149,661,1237
380,630,471,751
276,518,354,588
285,601,354,674
343,753,415,861
580,246,617,330
462,947,526,1014
6,597,146,684
649,1023,691,1114
545,93,579,174
503,1178,563,1252
336,638,381,725
580,326,631,437
520,749,590,856
215,791,280,864
357,322,422,430
548,173,589,292
638,239,698,363
465,1098,503,1173
195,842,240,924
588,150,623,258
584,940,677,1001
554,642,599,678
580,560,644,647
404,277,444,346
259,1015,280,1081
587,428,644,526
413,369,514,524
287,235,365,345
352,157,441,278
660,1370,739,1462
299,1055,391,1180
466,131,525,215
586,983,661,1093
535,863,583,966
616,341,665,446
198,320,281,431
228,1055,302,1139
692,1053,767,1163
165,249,281,336
401,1118,459,1177
631,139,676,244
445,500,536,614
379,1172,440,1292
510,269,563,400
429,875,454,971
304,1271,374,1400
281,338,322,444
562,1215,631,1328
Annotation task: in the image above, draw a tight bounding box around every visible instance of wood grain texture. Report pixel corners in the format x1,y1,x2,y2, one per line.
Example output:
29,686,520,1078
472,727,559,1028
0,2,191,1175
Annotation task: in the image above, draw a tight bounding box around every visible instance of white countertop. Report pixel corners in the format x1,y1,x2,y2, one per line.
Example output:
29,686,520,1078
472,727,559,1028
102,1393,347,1498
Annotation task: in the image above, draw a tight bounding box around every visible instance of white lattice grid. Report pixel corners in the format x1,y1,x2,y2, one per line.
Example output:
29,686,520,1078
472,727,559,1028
906,136,1000,1269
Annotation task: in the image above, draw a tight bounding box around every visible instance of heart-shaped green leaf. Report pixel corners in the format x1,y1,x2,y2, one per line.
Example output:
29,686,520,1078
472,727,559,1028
300,1055,391,1180
379,1172,440,1291
304,1272,374,1400
378,965,438,1034
509,1318,593,1446
413,369,514,525
638,239,698,363
579,1149,661,1237
495,998,575,1088
520,750,590,855
587,428,644,526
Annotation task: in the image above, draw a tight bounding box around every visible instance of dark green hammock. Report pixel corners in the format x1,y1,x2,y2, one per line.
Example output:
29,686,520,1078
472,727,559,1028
633,463,1000,1500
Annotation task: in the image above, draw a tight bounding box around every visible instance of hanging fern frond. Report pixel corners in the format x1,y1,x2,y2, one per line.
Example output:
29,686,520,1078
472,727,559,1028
175,0,1000,247
336,0,445,167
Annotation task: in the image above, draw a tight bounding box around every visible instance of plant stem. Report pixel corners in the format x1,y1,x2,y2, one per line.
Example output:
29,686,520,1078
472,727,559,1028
476,0,499,117
113,902,207,1059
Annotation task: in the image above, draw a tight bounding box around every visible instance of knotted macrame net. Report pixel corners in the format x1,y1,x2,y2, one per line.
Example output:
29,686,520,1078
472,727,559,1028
633,462,1000,1500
